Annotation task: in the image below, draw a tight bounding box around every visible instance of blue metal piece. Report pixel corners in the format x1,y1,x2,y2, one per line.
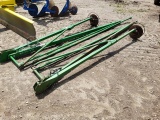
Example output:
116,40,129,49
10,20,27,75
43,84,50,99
23,0,78,17
59,0,78,16
23,0,58,17
59,0,70,16
28,4,38,17
38,4,47,17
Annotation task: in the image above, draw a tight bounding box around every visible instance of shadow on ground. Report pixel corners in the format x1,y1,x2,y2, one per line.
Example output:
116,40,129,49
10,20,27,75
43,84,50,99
0,28,9,32
32,13,72,26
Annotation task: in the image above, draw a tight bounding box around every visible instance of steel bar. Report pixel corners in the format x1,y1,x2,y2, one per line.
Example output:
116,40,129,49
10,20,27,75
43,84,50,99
0,15,100,63
8,19,126,69
28,21,121,63
33,26,123,69
8,24,109,68
19,17,94,68
26,17,131,62
33,23,137,94
35,22,133,70
29,17,132,63
0,17,131,66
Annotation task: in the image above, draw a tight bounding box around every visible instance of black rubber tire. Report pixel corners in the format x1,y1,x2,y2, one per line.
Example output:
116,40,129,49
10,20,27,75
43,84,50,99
50,6,59,17
15,0,23,5
154,0,160,5
90,14,99,27
129,24,144,40
28,4,38,17
69,5,78,15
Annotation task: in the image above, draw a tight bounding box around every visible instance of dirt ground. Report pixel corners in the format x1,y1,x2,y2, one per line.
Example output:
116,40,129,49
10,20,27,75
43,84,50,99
0,0,160,119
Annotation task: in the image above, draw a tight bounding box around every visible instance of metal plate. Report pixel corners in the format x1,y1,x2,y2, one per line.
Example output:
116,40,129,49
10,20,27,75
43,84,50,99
0,7,36,40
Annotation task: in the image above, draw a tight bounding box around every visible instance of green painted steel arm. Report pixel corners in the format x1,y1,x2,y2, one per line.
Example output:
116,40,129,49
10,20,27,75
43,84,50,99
33,24,136,94
0,16,96,63
29,22,120,63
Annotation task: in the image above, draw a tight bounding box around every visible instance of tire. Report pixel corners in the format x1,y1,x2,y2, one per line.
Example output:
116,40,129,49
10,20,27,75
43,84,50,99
69,5,78,15
50,6,59,17
15,0,23,5
129,24,144,40
154,0,160,6
90,14,99,27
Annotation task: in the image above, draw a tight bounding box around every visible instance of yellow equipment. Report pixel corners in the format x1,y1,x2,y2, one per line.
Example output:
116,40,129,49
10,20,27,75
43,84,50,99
0,0,36,40
0,0,16,11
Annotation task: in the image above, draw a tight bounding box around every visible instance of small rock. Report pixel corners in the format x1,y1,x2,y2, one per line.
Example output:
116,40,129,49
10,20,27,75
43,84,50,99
123,106,129,109
146,50,150,53
36,106,38,108
19,115,22,118
25,101,28,104
2,90,4,92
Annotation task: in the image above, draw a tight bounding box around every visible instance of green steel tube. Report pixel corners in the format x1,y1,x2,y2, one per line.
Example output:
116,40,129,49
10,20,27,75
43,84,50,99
19,17,132,63
16,17,90,50
67,18,90,30
60,29,136,78
0,17,93,64
62,23,134,70
15,29,64,51
9,23,108,61
26,23,109,61
33,24,136,94
35,41,110,70
34,28,136,94
29,25,111,62
34,41,107,67
60,31,134,76
5,21,113,68
21,17,131,52
30,17,132,62
9,56,21,68
48,17,131,47
29,21,123,63
32,22,134,82
9,45,42,58
10,20,134,70
21,29,67,68
34,22,134,71
49,17,132,50
34,28,120,68
0,17,132,64
32,69,44,81
35,44,101,70
19,17,99,67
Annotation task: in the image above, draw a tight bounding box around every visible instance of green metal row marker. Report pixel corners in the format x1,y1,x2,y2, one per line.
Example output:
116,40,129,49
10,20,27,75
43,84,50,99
0,14,99,63
33,22,144,94
1,17,132,69
0,15,144,94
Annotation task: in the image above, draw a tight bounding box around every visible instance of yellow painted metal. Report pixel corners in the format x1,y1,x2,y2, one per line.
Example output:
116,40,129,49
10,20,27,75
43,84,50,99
0,0,15,5
0,0,16,11
0,7,36,40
